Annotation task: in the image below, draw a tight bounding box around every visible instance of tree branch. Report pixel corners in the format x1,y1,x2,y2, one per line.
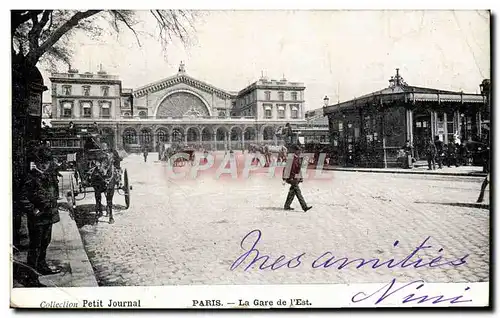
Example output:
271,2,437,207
11,10,39,31
28,10,52,53
27,9,101,64
111,10,141,47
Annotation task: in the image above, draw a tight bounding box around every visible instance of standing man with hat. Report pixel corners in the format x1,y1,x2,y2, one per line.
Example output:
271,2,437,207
21,144,62,286
283,144,313,212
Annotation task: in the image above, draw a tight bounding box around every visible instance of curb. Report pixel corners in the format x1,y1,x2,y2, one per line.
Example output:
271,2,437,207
40,210,99,287
60,211,99,287
323,167,487,177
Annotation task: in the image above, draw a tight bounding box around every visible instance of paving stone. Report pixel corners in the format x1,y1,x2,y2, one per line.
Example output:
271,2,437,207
77,152,490,286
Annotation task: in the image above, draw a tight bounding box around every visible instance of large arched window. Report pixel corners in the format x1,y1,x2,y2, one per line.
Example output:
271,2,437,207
123,129,137,144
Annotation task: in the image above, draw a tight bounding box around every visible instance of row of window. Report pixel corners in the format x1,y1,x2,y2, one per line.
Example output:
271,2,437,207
61,85,110,97
123,129,182,144
264,91,298,101
263,104,300,119
61,101,111,118
122,111,147,118
236,91,300,108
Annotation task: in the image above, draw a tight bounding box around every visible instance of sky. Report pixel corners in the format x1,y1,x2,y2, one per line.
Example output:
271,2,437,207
39,10,490,110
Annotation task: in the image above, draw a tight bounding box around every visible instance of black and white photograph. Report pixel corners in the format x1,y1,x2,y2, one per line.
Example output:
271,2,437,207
8,6,491,309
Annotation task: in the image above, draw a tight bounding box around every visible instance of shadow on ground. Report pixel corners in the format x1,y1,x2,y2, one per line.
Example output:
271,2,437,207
68,203,128,228
258,206,305,213
415,201,490,210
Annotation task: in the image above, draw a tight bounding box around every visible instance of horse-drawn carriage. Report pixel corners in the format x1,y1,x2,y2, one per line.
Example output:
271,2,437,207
303,141,331,165
42,127,131,224
161,143,196,166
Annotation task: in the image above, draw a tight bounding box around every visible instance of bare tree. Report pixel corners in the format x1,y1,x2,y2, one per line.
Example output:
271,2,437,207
10,9,199,203
12,10,198,67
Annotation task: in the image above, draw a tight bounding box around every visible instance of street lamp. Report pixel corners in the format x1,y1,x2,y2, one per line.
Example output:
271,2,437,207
323,95,330,107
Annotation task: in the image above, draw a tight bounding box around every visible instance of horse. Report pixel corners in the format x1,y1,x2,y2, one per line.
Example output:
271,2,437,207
264,145,288,164
88,152,120,224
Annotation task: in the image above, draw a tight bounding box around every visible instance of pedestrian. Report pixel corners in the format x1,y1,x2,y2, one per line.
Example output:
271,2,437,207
434,136,443,169
283,144,313,212
21,144,62,287
425,138,437,170
477,173,489,203
401,140,413,169
142,145,148,163
447,141,458,167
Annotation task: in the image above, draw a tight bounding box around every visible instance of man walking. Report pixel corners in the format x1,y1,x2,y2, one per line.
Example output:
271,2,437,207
283,145,312,212
22,144,62,287
426,138,437,170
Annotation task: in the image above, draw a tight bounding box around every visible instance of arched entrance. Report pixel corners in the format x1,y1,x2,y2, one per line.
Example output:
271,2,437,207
171,127,184,144
156,128,169,143
139,128,153,150
186,127,200,147
244,127,257,149
122,128,137,151
216,126,229,151
100,127,115,149
155,128,169,152
230,126,243,150
263,126,276,144
201,127,214,150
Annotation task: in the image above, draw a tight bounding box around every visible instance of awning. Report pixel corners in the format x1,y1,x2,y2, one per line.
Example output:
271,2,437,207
82,103,91,108
63,103,72,109
291,105,299,110
277,105,285,111
101,103,110,108
264,105,272,110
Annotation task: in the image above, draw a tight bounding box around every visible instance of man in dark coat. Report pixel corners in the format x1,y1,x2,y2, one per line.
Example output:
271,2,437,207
425,138,437,170
447,141,458,167
21,145,62,286
142,145,148,163
283,145,312,212
434,136,443,169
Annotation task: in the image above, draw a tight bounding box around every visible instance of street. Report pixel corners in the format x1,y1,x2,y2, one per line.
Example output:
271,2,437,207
77,152,490,286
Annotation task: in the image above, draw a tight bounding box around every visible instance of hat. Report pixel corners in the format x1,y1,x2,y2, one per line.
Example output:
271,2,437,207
36,144,53,162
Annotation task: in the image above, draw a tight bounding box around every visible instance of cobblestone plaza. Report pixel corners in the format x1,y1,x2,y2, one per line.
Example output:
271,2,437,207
76,152,489,286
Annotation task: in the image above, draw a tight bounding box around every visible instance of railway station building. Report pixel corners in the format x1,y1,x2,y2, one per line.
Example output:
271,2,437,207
48,62,307,152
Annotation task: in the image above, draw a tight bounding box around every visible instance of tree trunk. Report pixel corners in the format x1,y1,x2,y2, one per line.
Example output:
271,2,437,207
12,55,46,198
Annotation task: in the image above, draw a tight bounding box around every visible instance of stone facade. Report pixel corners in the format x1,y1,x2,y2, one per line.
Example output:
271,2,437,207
50,63,307,152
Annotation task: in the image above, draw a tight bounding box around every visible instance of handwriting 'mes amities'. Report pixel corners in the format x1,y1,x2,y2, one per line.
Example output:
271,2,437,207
230,229,469,271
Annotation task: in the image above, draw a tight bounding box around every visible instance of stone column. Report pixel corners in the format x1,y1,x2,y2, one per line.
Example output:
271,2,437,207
477,112,482,138
405,108,413,144
213,132,217,151
430,110,436,140
113,126,119,149
443,113,448,144
454,110,460,137
184,131,188,145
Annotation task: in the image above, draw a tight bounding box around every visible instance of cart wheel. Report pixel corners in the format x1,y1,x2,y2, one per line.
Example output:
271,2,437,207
124,169,130,209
